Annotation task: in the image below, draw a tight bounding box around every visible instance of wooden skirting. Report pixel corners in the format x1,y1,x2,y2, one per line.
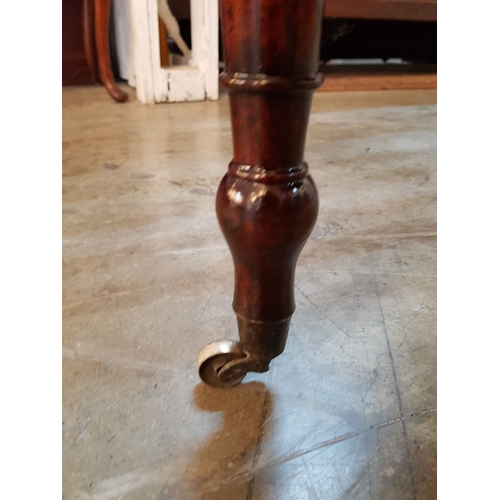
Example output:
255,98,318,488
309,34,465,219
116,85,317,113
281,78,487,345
324,0,437,22
318,63,437,92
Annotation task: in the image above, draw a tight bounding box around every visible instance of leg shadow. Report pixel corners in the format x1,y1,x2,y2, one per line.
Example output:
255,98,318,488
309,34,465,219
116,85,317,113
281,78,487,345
190,381,273,500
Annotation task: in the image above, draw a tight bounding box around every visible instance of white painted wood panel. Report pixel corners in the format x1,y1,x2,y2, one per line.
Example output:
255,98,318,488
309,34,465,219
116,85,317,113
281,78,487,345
129,0,219,104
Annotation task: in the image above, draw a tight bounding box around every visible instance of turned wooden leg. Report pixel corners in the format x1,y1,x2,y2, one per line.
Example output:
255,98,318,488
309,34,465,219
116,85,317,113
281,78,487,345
95,0,128,102
198,0,324,387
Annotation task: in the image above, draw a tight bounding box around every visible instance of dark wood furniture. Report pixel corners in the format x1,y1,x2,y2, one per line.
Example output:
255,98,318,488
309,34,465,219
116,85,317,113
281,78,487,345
197,0,324,387
63,0,127,102
83,0,128,102
169,0,437,92
320,0,437,91
168,0,437,22
66,0,437,100
63,0,96,85
324,0,436,22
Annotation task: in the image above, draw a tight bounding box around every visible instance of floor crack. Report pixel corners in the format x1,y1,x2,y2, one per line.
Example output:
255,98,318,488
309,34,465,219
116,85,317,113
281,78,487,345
372,269,417,500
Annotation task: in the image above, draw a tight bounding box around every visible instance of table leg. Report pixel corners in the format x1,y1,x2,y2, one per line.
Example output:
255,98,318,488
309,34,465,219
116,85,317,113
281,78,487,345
95,0,128,102
198,0,324,387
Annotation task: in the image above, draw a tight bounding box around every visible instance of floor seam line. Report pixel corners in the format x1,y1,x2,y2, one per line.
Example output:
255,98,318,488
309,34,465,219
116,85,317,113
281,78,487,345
295,284,351,337
373,270,417,500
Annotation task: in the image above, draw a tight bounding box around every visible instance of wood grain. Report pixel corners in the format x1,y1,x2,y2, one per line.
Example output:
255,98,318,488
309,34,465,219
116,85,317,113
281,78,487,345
217,0,324,361
324,0,437,21
318,64,437,91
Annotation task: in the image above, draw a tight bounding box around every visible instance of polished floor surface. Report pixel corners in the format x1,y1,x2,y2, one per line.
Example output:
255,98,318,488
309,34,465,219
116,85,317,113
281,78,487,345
63,86,436,500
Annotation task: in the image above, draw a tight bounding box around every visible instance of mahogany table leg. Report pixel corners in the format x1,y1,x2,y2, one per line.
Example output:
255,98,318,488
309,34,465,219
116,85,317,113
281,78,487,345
198,0,324,388
95,0,128,102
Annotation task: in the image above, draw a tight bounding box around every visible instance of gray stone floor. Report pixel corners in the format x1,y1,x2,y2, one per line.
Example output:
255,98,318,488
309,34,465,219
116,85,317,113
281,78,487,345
63,86,436,500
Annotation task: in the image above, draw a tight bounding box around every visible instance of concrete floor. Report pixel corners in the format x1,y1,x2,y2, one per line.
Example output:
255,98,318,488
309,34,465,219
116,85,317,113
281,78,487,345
63,86,436,500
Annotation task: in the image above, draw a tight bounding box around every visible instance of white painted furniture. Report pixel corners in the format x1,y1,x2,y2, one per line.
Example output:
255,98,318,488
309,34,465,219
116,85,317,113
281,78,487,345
128,0,219,103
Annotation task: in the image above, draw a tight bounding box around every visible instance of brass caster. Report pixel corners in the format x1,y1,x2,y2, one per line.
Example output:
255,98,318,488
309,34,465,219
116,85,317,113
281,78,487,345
197,340,248,388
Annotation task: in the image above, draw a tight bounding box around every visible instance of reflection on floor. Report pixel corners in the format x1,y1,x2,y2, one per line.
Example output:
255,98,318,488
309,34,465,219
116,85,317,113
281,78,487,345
63,86,436,500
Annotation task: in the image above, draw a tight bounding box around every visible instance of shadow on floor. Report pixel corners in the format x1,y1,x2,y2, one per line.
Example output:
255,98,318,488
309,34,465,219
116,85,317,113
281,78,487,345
189,381,273,500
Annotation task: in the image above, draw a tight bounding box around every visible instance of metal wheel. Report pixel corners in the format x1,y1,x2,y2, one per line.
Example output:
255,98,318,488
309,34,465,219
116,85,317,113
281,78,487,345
197,340,247,388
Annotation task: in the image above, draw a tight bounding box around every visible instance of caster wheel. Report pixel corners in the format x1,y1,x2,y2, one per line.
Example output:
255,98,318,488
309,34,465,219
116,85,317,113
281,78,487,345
197,340,248,388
